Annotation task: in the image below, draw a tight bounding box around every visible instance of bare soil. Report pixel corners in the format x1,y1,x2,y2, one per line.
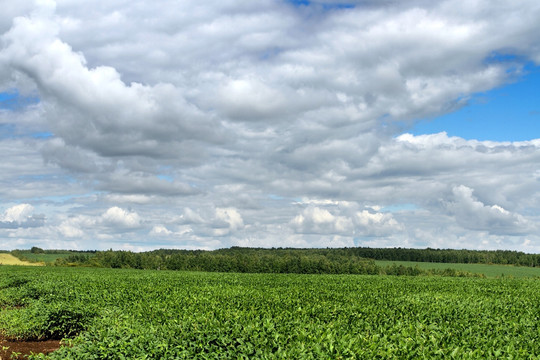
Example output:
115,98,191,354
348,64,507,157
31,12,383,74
0,335,61,359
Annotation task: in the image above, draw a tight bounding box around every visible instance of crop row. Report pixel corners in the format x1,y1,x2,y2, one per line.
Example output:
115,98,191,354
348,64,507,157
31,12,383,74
0,266,539,359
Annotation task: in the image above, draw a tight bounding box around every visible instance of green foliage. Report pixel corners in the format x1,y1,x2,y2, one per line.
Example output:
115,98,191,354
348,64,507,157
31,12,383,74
41,304,96,339
8,247,540,274
0,266,539,359
30,247,45,254
376,260,540,278
10,249,96,265
356,246,540,266
0,275,30,289
54,248,485,277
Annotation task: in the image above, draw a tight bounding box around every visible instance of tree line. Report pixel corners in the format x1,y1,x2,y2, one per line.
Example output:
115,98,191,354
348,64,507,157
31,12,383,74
343,247,540,266
11,246,539,275
47,247,498,277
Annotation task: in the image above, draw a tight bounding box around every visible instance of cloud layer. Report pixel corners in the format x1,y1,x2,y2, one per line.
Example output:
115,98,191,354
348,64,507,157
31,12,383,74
1,0,540,251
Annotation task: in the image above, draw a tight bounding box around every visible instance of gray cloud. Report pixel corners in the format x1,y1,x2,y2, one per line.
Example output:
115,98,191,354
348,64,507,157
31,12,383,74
444,185,533,235
1,0,540,251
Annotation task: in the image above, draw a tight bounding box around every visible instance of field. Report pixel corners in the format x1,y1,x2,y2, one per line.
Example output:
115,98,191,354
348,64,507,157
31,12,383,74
375,260,540,278
0,254,42,266
1,266,539,359
9,251,94,265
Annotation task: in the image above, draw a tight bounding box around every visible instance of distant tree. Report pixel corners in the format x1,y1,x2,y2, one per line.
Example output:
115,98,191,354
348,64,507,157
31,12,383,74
30,246,44,253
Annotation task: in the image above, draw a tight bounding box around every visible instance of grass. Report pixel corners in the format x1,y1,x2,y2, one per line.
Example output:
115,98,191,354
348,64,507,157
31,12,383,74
375,260,540,278
0,254,43,266
10,251,95,265
14,253,78,264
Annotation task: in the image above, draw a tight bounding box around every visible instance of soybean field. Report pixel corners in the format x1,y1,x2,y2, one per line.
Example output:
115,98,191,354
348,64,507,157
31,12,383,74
1,266,539,359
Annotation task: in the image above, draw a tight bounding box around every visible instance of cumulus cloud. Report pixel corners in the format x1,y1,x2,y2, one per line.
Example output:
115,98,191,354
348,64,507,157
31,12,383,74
149,225,173,237
2,14,224,158
173,207,245,238
57,218,87,238
0,204,45,229
101,207,141,229
355,210,403,237
291,203,402,237
292,206,351,235
445,185,532,235
52,206,142,241
1,204,34,223
1,0,540,251
215,208,244,231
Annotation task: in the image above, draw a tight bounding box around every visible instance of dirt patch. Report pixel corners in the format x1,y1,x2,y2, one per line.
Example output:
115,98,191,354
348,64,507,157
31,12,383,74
0,305,25,310
0,336,61,359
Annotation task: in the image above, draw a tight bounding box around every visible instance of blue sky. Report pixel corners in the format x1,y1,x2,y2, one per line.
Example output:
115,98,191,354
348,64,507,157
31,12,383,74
411,64,540,141
288,1,355,10
0,90,39,111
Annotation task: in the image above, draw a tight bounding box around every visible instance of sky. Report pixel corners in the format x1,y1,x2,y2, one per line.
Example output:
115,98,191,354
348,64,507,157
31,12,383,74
1,0,540,252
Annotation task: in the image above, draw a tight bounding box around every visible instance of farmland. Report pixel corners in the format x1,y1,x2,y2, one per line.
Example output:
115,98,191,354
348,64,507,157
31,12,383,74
1,266,539,359
375,260,540,278
0,254,42,266
9,249,96,266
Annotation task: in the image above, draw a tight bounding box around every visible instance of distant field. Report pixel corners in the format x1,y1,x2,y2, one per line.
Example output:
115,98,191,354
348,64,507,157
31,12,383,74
11,251,94,264
0,254,43,266
375,260,540,278
15,252,77,263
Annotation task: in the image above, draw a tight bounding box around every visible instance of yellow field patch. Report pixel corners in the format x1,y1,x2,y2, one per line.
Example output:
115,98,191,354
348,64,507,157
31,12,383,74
0,254,43,266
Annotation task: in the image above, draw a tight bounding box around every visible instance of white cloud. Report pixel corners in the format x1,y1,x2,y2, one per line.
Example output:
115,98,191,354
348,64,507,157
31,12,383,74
0,204,45,229
213,208,244,236
291,206,346,234
354,210,403,237
55,213,96,239
1,0,540,251
57,221,84,238
149,225,172,236
101,207,141,228
1,204,34,223
1,10,225,165
291,203,402,237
